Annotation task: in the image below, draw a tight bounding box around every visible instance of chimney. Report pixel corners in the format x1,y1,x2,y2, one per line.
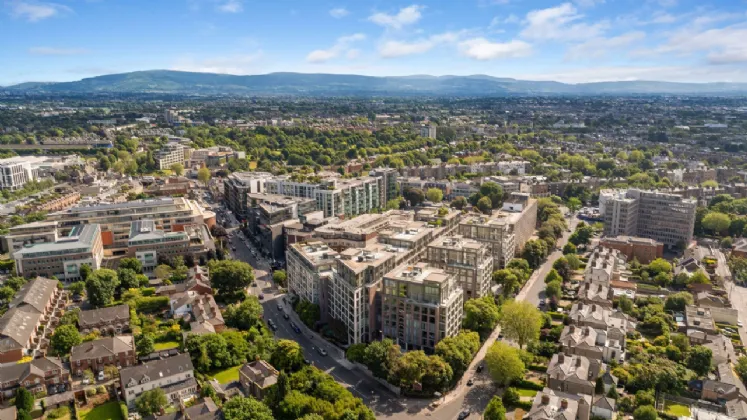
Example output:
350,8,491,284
592,304,597,311
598,284,603,293
583,327,590,336
576,357,582,367
561,399,568,409
542,394,550,405
578,302,584,310
569,325,576,333
558,354,565,364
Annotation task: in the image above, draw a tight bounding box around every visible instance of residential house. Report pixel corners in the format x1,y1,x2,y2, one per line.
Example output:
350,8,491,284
546,353,605,396
70,335,137,376
559,326,625,363
577,283,613,309
239,360,279,400
120,353,197,407
524,388,591,420
701,380,741,403
591,397,616,420
170,292,224,333
0,357,69,401
684,306,718,334
78,304,130,335
152,397,221,420
568,303,634,338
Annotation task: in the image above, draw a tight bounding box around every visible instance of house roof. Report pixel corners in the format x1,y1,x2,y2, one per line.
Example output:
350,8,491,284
525,388,590,420
0,357,66,385
79,304,130,327
546,354,600,385
152,397,222,420
120,353,193,388
0,307,43,351
593,396,616,411
239,360,278,389
70,335,134,362
9,277,58,314
0,406,16,420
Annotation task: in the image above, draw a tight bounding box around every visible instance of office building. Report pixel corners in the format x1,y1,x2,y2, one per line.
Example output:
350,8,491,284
223,172,274,219
420,125,437,139
188,146,244,168
313,210,413,251
286,242,338,312
155,143,191,170
0,157,42,191
126,220,192,272
1,221,59,254
600,189,697,248
425,236,493,300
120,353,196,407
13,224,103,281
381,263,463,352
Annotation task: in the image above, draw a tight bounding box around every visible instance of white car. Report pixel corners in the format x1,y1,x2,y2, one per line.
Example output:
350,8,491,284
739,321,744,328
98,371,105,381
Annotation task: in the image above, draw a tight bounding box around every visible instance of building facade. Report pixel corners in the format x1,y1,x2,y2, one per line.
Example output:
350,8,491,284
70,335,137,375
120,353,197,407
13,224,103,281
425,236,493,301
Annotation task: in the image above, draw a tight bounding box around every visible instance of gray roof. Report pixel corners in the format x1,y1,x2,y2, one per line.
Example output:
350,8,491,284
525,388,590,420
0,357,66,384
70,335,134,362
120,353,193,389
9,277,58,314
13,225,99,256
79,304,130,328
152,397,222,420
593,396,616,411
0,307,43,351
69,197,175,212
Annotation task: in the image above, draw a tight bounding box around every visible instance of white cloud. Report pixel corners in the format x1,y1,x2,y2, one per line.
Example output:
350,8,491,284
573,0,604,7
490,14,519,28
217,0,242,13
8,1,70,22
172,51,264,74
520,3,608,41
639,24,747,64
565,31,645,60
346,49,361,59
368,5,424,29
458,38,533,60
29,47,88,55
516,63,747,83
329,7,349,18
378,32,462,58
306,33,366,63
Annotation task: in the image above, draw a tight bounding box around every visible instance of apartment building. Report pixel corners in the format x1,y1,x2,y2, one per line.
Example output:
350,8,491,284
328,244,400,345
223,172,274,219
420,125,437,139
502,193,538,249
377,220,435,265
0,357,69,402
48,197,213,253
381,263,463,352
458,215,516,268
286,242,338,312
245,193,318,260
120,353,197,407
264,174,380,218
370,168,399,205
70,335,137,375
13,224,103,281
188,146,244,168
425,236,493,300
155,143,191,170
0,157,41,190
600,189,697,248
598,236,663,264
313,210,414,251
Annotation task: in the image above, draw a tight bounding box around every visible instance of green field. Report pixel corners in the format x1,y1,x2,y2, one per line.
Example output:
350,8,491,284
665,402,691,417
517,389,539,398
210,365,241,384
80,401,124,420
153,341,180,351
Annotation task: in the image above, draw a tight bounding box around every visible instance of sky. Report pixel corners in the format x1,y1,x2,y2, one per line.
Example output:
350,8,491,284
2,0,747,85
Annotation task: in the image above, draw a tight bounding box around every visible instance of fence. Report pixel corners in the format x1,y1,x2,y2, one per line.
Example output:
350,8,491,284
352,361,402,396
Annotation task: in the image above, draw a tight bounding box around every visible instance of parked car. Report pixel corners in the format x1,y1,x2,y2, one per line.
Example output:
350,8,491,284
458,410,471,420
72,294,83,303
277,304,283,311
318,348,328,356
476,365,483,373
466,378,474,386
97,371,105,381
258,294,264,300
282,312,290,320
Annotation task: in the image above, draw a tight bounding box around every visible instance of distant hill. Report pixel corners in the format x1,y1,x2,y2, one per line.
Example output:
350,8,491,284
5,70,747,96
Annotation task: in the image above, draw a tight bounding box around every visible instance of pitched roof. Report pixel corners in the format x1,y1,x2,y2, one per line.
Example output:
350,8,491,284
239,360,278,389
9,277,58,314
152,397,221,420
0,357,66,385
525,388,589,420
0,307,43,351
120,353,193,388
78,304,130,327
70,335,134,362
547,354,598,385
593,396,616,411
0,406,16,420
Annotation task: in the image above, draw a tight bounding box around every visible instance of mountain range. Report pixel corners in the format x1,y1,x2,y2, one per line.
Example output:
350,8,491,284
4,70,747,96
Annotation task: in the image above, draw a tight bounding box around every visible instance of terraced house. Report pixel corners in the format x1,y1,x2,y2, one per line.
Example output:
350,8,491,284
70,335,137,375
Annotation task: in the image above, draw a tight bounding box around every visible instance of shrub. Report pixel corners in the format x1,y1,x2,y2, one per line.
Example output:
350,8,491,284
85,388,96,397
502,387,520,407
96,385,107,394
512,378,544,391
47,407,69,420
135,296,169,313
120,402,128,419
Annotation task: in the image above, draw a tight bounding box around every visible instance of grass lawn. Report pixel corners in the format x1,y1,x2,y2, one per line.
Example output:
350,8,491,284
153,341,180,351
517,389,538,398
210,365,241,384
80,401,124,420
665,402,691,417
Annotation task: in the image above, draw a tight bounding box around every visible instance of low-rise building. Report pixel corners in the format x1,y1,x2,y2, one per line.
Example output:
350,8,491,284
70,335,137,376
568,303,634,338
171,292,225,333
684,305,717,334
524,388,591,420
13,224,103,281
598,236,663,264
559,325,625,363
120,353,197,407
546,353,605,396
156,143,190,170
239,360,278,400
78,304,130,335
1,221,59,254
0,357,69,401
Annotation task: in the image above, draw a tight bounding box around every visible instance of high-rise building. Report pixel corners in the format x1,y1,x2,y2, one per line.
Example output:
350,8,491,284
425,235,493,301
0,157,42,190
155,142,191,170
381,263,463,352
420,125,437,139
458,215,516,268
600,189,697,248
223,172,274,219
286,242,338,314
370,168,400,205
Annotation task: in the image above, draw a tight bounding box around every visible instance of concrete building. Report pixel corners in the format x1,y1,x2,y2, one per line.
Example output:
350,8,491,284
600,189,697,249
13,224,103,281
313,210,414,251
458,214,515,268
598,236,663,264
188,146,244,168
1,221,59,254
0,157,42,190
244,193,317,260
286,242,338,314
371,168,400,205
425,236,493,300
155,143,190,170
120,353,197,407
223,172,274,219
420,125,437,139
381,263,463,352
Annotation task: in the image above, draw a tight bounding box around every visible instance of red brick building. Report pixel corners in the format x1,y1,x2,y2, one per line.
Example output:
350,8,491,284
70,335,137,376
599,236,664,264
0,357,69,401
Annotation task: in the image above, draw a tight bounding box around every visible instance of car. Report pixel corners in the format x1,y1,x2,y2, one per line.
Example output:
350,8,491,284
476,365,483,373
290,322,301,333
539,299,546,307
277,304,283,311
258,294,264,300
267,320,277,331
82,378,90,385
72,294,83,303
97,371,105,381
458,410,471,420
466,378,474,386
318,348,328,356
231,247,236,251
283,313,290,320
303,359,312,365
739,321,744,328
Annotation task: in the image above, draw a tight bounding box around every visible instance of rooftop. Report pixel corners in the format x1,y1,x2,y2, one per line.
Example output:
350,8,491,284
13,224,100,257
385,262,451,285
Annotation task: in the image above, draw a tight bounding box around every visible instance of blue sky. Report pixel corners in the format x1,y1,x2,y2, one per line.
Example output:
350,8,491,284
2,0,747,85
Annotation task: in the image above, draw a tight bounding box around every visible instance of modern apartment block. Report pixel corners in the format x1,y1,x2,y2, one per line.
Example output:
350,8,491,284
381,263,463,352
419,125,437,139
0,157,41,190
223,172,274,219
328,244,400,345
245,193,318,260
155,142,191,170
377,220,435,265
458,214,516,268
425,236,493,301
313,210,413,251
370,168,400,205
600,189,697,248
13,224,103,281
286,242,339,312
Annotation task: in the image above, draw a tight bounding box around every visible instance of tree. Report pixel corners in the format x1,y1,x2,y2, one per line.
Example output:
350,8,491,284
735,356,747,384
119,257,143,274
426,188,444,203
648,258,672,275
50,324,82,356
118,268,139,291
0,286,15,302
569,224,594,246
154,264,172,280
363,338,400,380
223,396,274,420
79,263,93,281
451,196,467,210
135,389,168,416
633,406,658,420
136,334,155,357
545,269,562,284
499,300,543,349
435,331,480,382
68,281,85,296
703,212,731,236
17,411,32,420
493,269,519,297
403,187,425,207
688,270,711,285
480,182,504,208
502,387,520,407
197,167,211,185
270,340,304,372
563,243,577,255
553,257,572,281
209,260,254,299
272,269,287,287
664,291,694,312
15,388,34,412
545,281,561,301
477,196,493,214
224,296,264,331
687,345,713,376
463,297,501,340
85,268,119,307
567,197,582,213
565,254,581,270
522,239,547,269
485,341,525,386
484,396,507,420
170,163,184,176
389,351,453,393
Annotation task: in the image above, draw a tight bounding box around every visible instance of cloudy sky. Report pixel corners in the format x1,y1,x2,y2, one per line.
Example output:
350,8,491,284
2,0,747,85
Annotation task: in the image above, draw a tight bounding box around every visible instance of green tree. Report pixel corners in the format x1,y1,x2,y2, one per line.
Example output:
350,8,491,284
170,163,184,176
154,264,172,280
484,396,507,420
119,257,143,274
50,324,82,356
15,388,34,413
502,387,520,407
735,356,747,383
553,257,572,281
522,239,547,269
648,258,672,275
79,263,93,281
136,334,155,357
493,269,519,296
545,269,562,284
688,270,711,285
480,182,504,208
403,187,425,206
363,338,400,380
68,281,85,296
463,296,501,340
687,345,713,376
197,167,211,185
272,269,287,287
485,341,525,386
664,291,694,312
703,212,731,236
85,268,119,307
477,196,493,214
633,406,658,420
435,331,480,382
0,286,15,302
566,197,582,213
545,281,561,301
135,389,168,416
451,196,467,210
270,340,304,372
426,188,444,203
118,268,139,291
499,300,543,349
224,296,264,331
223,396,274,420
208,260,254,299
563,243,577,255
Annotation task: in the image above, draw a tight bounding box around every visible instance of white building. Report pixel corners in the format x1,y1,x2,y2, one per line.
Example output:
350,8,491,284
119,353,197,407
286,242,338,309
156,142,190,170
0,157,42,190
264,174,380,218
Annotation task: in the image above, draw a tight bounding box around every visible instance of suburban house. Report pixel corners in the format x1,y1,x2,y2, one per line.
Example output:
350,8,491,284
546,353,605,397
153,397,222,420
70,335,137,376
524,388,591,420
591,396,616,420
0,357,69,401
78,304,130,335
170,292,224,333
577,283,613,308
239,360,279,400
558,325,625,363
120,353,197,407
568,303,634,338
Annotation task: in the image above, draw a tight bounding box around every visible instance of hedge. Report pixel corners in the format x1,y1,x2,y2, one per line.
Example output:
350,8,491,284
135,296,169,313
512,378,545,391
141,287,156,297
120,402,128,420
547,312,565,321
528,364,548,373
515,400,534,411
